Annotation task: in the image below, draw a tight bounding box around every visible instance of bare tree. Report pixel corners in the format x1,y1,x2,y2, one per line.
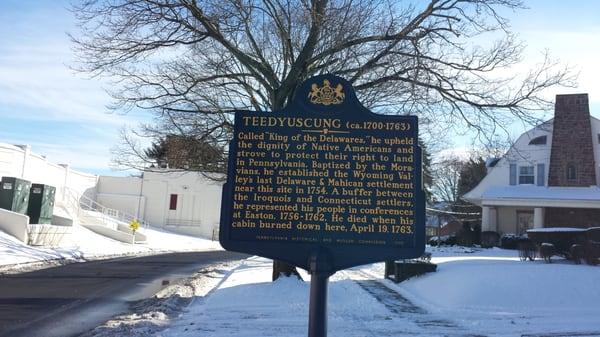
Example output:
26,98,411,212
431,155,464,204
71,0,574,278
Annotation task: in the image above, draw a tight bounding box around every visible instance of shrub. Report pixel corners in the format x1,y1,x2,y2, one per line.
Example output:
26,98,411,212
500,234,521,249
456,229,473,246
584,240,600,266
472,224,482,245
481,231,500,248
570,244,584,264
427,236,439,246
441,235,457,246
518,239,536,261
540,243,555,263
457,224,475,246
427,235,457,246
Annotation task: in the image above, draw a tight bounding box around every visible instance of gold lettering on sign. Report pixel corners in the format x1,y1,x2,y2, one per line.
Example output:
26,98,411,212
230,116,417,245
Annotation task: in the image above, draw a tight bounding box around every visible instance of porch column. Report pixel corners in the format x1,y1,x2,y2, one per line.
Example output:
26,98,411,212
482,206,497,232
534,207,544,229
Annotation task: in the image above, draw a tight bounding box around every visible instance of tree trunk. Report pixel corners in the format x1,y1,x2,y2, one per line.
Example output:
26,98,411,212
272,260,301,281
270,87,301,282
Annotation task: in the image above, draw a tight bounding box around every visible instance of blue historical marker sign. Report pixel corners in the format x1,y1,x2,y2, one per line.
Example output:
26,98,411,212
220,75,425,273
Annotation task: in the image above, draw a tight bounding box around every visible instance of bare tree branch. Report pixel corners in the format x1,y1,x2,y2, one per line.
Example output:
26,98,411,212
70,0,575,173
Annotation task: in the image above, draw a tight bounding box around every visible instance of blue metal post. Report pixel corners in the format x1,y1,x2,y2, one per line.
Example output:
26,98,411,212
308,271,329,337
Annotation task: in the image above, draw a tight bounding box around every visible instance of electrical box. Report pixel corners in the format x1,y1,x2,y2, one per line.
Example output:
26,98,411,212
0,177,32,215
27,184,56,224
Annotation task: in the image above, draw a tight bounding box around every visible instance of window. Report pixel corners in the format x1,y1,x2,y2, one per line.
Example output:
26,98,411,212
169,194,178,210
567,164,577,180
518,166,534,184
528,135,547,145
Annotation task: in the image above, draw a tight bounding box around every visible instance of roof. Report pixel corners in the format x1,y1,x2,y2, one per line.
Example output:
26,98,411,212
528,227,587,233
481,185,600,208
0,143,26,152
483,185,600,200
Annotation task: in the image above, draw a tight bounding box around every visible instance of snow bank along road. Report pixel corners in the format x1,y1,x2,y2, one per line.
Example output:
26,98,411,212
0,251,248,337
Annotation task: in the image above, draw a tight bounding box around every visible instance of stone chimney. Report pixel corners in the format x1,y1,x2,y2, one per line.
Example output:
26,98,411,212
548,94,596,187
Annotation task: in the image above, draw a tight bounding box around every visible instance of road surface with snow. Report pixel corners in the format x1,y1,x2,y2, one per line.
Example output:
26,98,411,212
0,251,247,337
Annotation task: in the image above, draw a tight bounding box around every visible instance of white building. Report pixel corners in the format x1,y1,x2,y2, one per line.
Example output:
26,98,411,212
96,171,223,238
0,143,222,239
464,94,600,235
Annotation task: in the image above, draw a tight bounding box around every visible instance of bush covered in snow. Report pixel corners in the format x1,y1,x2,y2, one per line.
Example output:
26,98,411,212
427,235,457,246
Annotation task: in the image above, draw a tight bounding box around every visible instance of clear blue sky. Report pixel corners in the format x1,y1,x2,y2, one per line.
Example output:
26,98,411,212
0,0,149,176
1,0,600,175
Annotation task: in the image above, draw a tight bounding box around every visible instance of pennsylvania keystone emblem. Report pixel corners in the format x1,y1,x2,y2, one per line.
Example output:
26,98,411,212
308,79,345,106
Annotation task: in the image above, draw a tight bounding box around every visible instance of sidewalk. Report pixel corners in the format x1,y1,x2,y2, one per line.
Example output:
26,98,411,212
159,257,475,337
160,257,395,337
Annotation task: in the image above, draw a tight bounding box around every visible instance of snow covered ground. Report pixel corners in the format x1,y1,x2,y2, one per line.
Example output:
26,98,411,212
0,224,222,273
362,247,600,336
81,246,600,337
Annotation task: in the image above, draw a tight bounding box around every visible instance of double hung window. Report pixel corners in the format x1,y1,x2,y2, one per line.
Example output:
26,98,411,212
518,166,534,185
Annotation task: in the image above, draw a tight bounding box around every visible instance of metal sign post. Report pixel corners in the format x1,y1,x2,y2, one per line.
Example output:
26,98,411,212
308,272,329,337
307,250,332,337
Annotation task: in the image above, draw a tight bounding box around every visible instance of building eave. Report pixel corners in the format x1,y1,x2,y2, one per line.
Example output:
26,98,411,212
482,197,600,209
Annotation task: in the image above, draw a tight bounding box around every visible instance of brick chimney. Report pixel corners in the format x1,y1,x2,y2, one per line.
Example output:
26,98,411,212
548,94,596,187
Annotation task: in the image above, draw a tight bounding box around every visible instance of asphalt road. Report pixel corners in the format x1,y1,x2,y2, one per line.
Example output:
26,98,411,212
0,251,248,337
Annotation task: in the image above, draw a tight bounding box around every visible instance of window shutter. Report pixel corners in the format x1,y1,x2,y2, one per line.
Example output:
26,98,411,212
537,164,545,186
509,164,516,185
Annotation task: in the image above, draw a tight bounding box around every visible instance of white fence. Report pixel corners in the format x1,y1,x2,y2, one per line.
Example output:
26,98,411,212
0,143,98,202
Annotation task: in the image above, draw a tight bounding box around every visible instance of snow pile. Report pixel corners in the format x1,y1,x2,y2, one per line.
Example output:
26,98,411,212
81,262,239,337
0,224,222,273
0,230,85,267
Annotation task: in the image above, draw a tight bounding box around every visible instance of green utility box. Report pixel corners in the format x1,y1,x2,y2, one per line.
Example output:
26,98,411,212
0,177,32,215
27,184,56,224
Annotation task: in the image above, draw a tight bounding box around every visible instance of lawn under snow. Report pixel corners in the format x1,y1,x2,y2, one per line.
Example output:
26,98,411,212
0,224,221,273
154,247,600,337
362,247,600,336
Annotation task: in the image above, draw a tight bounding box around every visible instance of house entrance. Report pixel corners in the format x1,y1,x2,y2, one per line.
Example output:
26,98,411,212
516,210,534,235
